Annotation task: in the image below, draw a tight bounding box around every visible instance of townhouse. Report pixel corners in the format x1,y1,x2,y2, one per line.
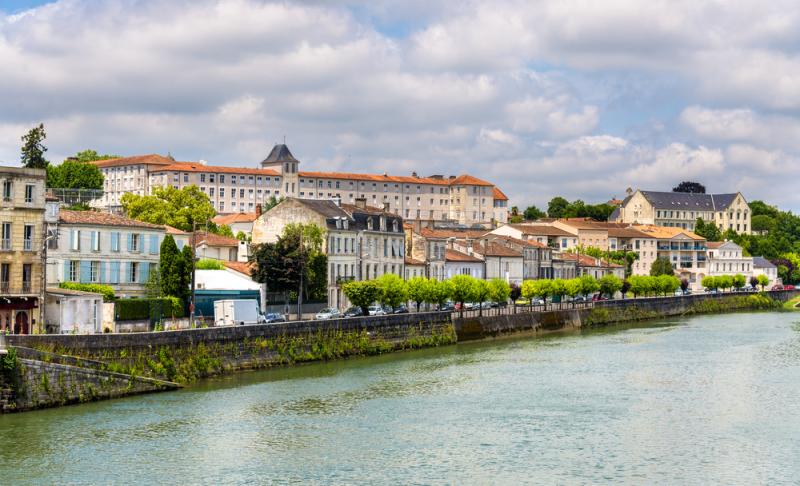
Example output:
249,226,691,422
444,249,484,279
558,253,625,280
752,257,778,285
706,241,753,277
631,226,708,289
47,209,165,298
0,166,47,334
486,234,554,280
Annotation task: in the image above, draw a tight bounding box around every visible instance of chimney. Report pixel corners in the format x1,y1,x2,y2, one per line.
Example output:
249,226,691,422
412,171,418,178
255,204,262,218
355,196,367,209
383,202,390,212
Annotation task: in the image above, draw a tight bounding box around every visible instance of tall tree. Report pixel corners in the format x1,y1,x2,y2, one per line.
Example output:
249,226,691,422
694,218,721,242
179,244,194,303
547,197,570,218
159,235,182,298
523,205,546,221
20,123,49,169
47,159,104,189
121,185,216,232
649,257,674,276
672,181,706,193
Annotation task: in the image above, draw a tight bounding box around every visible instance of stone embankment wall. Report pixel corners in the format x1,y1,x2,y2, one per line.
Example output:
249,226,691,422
454,290,800,341
9,312,456,386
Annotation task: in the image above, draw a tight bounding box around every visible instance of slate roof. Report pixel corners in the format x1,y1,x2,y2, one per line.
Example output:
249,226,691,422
639,191,740,211
752,256,776,269
260,144,300,165
58,210,164,229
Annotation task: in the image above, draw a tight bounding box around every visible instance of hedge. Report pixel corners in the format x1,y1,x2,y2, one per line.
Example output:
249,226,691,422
58,282,115,302
115,297,185,321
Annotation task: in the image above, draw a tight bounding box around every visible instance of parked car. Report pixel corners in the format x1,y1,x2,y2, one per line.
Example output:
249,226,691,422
571,296,588,303
368,305,386,316
785,285,796,290
439,302,455,312
480,301,499,308
263,313,286,323
343,306,363,317
315,307,341,320
592,294,608,301
392,305,409,314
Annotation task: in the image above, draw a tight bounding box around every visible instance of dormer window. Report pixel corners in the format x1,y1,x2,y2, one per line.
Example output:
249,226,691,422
335,218,342,229
343,219,349,230
367,217,373,230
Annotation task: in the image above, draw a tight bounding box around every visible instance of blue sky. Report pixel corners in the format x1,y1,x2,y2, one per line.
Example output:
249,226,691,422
1,0,799,211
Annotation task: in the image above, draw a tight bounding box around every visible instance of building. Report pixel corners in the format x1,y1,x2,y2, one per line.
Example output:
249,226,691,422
95,144,509,226
487,234,553,280
211,211,258,238
752,257,778,286
44,287,104,334
251,197,405,309
613,189,752,234
94,154,175,209
467,240,524,284
490,223,573,248
47,209,165,298
631,226,708,290
0,166,47,334
193,268,263,320
404,256,426,280
706,241,753,277
444,249,484,279
194,231,243,262
558,253,625,280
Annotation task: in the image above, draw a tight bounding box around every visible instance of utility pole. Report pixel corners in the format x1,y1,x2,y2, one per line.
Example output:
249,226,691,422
296,231,304,321
189,220,197,326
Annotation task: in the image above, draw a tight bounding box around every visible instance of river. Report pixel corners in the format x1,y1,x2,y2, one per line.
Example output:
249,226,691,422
2,312,800,484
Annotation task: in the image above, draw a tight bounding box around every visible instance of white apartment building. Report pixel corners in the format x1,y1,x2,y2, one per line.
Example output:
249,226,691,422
94,154,175,208
706,241,753,276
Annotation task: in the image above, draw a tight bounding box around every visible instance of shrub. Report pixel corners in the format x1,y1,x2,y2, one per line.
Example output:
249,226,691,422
115,298,184,321
59,282,115,302
195,258,225,270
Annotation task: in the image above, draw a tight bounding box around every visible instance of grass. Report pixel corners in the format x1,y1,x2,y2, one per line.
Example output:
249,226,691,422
783,295,800,311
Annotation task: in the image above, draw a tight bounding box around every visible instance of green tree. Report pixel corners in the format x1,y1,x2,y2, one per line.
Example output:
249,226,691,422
598,274,622,299
429,279,454,309
657,275,680,296
550,279,567,303
628,275,648,297
751,214,776,233
144,266,162,298
450,275,477,315
579,274,600,296
20,123,49,169
262,196,284,212
523,205,546,221
757,274,769,290
732,274,746,291
342,281,382,316
407,276,432,311
70,149,121,163
650,257,674,276
472,279,491,315
121,185,216,232
196,258,225,270
47,159,104,189
217,224,234,238
694,218,721,242
377,274,408,309
235,230,247,241
547,197,570,218
717,275,733,292
179,244,194,303
520,279,538,304
672,181,706,193
159,235,182,297
487,278,511,306
701,275,717,290
564,278,582,306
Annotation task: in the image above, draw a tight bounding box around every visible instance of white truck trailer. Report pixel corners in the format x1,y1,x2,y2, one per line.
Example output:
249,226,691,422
214,299,265,326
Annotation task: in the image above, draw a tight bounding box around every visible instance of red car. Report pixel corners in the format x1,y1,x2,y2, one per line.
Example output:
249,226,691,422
785,285,796,290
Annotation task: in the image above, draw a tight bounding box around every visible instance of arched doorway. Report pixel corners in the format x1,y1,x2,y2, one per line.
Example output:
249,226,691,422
14,311,29,335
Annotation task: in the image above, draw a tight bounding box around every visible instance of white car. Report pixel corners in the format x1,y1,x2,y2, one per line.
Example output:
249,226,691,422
315,307,341,320
368,305,386,316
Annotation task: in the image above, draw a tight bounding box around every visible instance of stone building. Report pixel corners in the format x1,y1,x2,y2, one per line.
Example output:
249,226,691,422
94,154,175,209
0,166,47,334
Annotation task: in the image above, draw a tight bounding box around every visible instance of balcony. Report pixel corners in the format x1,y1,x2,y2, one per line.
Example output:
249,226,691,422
23,239,33,251
0,239,10,251
22,281,31,293
0,281,8,292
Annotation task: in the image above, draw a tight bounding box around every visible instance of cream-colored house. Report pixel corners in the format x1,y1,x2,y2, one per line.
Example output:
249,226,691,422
613,189,752,234
706,241,753,277
631,226,708,290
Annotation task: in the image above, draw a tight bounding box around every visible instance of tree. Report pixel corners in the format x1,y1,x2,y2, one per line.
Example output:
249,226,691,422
407,277,432,311
680,278,689,294
701,275,717,290
377,274,408,309
47,159,104,189
521,280,537,305
550,279,567,303
523,205,546,221
751,214,776,233
749,276,759,290
620,279,631,298
547,197,570,218
531,279,554,308
579,274,600,296
473,279,491,315
20,123,49,169
694,218,721,242
144,266,162,298
717,275,733,292
121,185,216,232
450,275,477,316
509,283,521,303
235,230,248,241
179,244,194,303
657,275,680,296
732,274,746,291
217,225,234,238
598,275,622,299
429,279,454,309
196,258,225,270
564,278,582,306
628,275,648,297
159,235,183,298
488,278,511,306
672,181,706,193
342,281,382,316
262,196,283,212
757,274,769,290
748,200,780,218
650,257,674,276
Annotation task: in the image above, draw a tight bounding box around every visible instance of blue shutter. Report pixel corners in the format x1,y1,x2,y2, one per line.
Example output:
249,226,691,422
140,234,145,253
177,239,184,250
150,235,158,254
79,261,90,283
63,260,70,282
140,262,150,283
110,261,120,284
98,261,106,283
111,232,119,252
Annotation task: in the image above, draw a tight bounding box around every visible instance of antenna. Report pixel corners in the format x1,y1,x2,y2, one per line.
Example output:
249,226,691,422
283,135,286,144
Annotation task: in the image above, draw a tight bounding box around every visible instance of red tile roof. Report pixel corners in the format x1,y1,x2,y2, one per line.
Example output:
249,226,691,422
92,154,176,169
419,228,489,239
212,212,257,225
449,174,494,186
164,225,189,235
222,261,254,276
445,249,483,262
194,231,241,247
488,234,548,249
299,170,451,186
492,187,509,201
559,253,623,268
150,162,280,176
473,241,522,257
58,210,164,229
508,224,572,236
404,256,426,266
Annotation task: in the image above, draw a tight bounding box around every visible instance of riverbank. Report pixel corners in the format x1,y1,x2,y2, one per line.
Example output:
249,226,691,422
1,290,797,412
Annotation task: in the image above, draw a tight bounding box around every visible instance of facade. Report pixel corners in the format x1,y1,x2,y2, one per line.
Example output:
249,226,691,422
752,256,778,285
47,209,165,298
490,223,573,248
0,166,47,334
194,231,242,262
211,212,258,237
94,154,175,208
444,249,484,279
631,226,708,290
613,189,752,234
487,234,553,280
706,241,753,277
404,257,426,280
45,287,103,334
96,144,508,227
558,253,625,280
467,240,523,284
251,197,405,309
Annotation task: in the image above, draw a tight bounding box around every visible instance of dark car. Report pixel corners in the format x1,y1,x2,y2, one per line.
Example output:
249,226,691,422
392,305,409,314
343,306,364,317
439,302,455,312
263,313,286,323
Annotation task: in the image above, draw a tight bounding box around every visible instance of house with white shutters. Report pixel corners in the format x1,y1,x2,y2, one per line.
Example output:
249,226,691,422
46,209,165,298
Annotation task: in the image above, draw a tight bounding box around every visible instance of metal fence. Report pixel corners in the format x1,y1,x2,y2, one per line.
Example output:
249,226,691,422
46,188,104,206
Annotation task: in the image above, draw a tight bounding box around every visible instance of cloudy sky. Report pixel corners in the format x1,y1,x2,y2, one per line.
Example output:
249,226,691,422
1,0,799,211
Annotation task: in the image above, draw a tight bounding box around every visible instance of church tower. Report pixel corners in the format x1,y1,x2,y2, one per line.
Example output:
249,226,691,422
260,143,300,197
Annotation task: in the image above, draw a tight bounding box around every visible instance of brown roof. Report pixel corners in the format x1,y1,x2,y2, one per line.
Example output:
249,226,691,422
635,225,705,240
419,228,489,239
300,170,451,186
508,224,571,236
488,234,548,249
92,154,175,169
445,249,483,263
473,241,522,258
222,261,254,276
492,187,509,201
150,162,280,176
404,256,426,266
58,210,164,229
194,231,241,247
559,253,623,268
706,242,725,249
607,226,650,238
164,225,189,235
449,174,494,186
212,212,257,225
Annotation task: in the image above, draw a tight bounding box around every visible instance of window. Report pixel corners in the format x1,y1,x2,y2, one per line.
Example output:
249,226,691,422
68,260,79,282
220,188,225,198
20,224,33,251
200,174,206,183
110,232,120,252
1,180,12,202
22,264,32,292
183,173,189,182
128,262,139,283
90,261,100,283
129,233,141,252
240,189,245,198
0,263,8,291
210,174,215,183
90,231,100,251
24,184,34,204
220,175,225,183
70,230,81,251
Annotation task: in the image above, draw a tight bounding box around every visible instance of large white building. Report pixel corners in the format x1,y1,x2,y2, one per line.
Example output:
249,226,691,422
706,241,753,276
93,144,509,227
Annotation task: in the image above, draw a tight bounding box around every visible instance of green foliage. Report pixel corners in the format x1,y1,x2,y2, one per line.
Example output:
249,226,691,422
20,123,49,169
547,196,614,221
701,275,717,290
598,274,623,298
121,185,216,232
672,181,706,193
195,258,225,270
650,257,674,276
159,235,182,297
564,278,582,299
487,278,511,304
342,280,383,315
235,231,248,241
450,274,477,306
579,274,600,295
47,159,104,190
377,274,408,308
179,245,193,302
732,274,747,290
757,274,769,289
751,214,776,233
656,275,680,295
406,277,432,309
472,279,491,306
547,197,570,218
429,279,454,306
144,265,162,298
550,279,567,299
216,224,234,238
523,205,546,221
694,218,722,242
66,202,92,211
58,282,115,302
262,196,283,212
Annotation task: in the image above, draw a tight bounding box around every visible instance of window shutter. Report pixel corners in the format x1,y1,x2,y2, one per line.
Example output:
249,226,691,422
127,234,133,251
140,234,145,252
140,262,150,283
80,261,90,283
63,260,70,282
111,232,119,252
98,261,106,283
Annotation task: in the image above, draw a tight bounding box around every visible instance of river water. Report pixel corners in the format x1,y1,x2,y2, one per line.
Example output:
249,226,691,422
2,312,800,485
